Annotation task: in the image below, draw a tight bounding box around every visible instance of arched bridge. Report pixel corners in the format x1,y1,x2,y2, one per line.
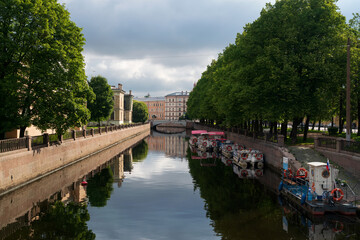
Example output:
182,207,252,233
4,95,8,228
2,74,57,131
150,120,188,127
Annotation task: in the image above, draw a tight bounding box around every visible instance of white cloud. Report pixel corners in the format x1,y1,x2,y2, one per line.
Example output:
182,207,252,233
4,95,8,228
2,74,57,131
59,0,360,97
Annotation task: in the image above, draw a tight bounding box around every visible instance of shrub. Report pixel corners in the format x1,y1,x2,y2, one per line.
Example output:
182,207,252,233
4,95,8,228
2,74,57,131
353,136,360,142
328,127,338,136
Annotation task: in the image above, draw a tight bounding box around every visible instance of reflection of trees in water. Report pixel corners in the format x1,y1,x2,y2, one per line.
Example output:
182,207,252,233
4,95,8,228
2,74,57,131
3,201,95,240
86,167,114,207
132,140,148,162
186,148,293,239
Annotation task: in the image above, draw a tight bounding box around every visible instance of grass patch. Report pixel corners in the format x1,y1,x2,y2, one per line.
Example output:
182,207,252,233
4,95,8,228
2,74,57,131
285,136,315,146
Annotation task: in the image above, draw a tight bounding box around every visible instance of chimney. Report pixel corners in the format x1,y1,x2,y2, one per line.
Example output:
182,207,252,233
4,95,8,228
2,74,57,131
129,90,132,95
118,83,122,90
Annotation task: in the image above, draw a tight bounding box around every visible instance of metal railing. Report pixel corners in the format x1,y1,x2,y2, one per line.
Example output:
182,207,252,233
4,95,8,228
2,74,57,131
76,130,83,138
63,131,72,140
318,138,336,149
86,129,92,136
342,140,360,154
0,122,148,153
32,135,44,148
0,138,27,153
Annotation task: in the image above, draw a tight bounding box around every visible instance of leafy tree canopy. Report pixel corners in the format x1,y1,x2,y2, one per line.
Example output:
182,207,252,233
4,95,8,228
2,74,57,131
132,100,149,123
87,75,114,125
0,0,94,138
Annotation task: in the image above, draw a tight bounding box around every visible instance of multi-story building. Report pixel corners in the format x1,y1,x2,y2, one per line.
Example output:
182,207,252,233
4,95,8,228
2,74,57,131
165,91,189,120
134,97,165,120
109,83,133,125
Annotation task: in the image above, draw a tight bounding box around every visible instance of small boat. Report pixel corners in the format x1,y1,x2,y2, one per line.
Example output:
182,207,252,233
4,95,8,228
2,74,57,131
190,130,207,146
233,149,264,169
232,164,264,179
197,131,225,152
279,160,358,216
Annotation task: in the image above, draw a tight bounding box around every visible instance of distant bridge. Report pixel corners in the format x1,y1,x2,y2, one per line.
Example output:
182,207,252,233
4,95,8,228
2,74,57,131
150,120,188,127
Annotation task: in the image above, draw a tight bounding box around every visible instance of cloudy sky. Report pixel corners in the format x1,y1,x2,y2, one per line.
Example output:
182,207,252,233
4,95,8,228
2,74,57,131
58,0,359,98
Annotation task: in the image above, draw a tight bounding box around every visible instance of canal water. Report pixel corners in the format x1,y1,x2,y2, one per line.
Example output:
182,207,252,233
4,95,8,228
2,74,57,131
0,134,359,239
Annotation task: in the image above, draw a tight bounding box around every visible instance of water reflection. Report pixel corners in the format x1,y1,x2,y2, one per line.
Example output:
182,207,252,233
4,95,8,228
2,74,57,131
147,135,188,159
187,139,360,240
0,136,147,240
1,134,359,240
1,201,95,240
87,168,114,207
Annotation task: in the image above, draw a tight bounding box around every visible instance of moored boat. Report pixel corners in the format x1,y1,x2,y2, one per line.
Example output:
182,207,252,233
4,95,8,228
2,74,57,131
279,159,358,216
190,130,207,146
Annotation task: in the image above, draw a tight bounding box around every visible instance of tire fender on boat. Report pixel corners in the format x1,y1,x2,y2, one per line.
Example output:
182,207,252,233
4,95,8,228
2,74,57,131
331,188,344,201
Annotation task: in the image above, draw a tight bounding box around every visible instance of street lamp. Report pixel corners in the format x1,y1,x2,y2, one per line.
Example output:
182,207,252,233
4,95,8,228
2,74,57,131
346,38,351,141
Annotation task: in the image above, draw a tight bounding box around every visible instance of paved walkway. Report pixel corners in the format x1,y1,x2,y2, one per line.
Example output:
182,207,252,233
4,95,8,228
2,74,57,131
288,145,360,196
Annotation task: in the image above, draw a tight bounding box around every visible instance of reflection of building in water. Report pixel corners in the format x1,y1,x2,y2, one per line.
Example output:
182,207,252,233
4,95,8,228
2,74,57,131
123,148,133,173
111,154,125,188
0,151,125,239
146,135,166,152
165,136,188,159
147,135,188,158
62,184,88,204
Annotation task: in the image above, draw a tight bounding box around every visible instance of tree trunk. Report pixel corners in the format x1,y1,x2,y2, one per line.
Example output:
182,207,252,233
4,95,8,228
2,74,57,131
290,118,302,144
358,97,360,136
259,120,263,132
274,121,278,136
318,120,321,132
303,116,310,142
331,117,334,128
311,120,315,131
254,119,259,133
281,121,288,138
339,92,343,134
269,121,273,135
20,126,26,138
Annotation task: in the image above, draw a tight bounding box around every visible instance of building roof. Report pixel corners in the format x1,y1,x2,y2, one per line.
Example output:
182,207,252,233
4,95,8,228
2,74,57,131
134,97,165,102
165,91,190,97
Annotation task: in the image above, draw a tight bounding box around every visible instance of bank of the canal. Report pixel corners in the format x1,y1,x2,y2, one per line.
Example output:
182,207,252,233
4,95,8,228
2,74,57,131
0,123,150,195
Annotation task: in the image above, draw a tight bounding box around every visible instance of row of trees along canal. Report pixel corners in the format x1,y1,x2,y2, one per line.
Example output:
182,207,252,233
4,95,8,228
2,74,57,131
0,0,149,140
187,0,360,143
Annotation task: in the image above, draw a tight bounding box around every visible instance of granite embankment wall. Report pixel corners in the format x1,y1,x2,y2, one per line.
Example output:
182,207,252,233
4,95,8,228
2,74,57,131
0,130,148,232
0,123,150,193
193,124,300,172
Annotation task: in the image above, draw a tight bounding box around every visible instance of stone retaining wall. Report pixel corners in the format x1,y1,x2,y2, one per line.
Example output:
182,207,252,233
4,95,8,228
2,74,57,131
0,123,150,193
0,130,149,232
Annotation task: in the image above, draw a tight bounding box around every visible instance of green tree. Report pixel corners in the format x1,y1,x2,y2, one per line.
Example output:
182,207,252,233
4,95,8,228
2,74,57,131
188,0,347,143
349,13,360,135
132,100,149,123
0,0,93,138
87,75,114,127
